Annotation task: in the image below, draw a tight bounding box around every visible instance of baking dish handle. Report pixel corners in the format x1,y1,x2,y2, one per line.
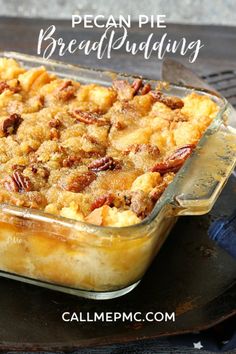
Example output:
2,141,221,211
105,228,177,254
172,123,236,216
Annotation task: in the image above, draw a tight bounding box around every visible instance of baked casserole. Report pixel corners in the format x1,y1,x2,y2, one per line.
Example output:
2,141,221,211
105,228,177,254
0,53,234,299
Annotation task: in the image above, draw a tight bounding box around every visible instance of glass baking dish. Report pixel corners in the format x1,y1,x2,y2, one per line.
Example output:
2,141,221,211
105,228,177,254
0,51,235,300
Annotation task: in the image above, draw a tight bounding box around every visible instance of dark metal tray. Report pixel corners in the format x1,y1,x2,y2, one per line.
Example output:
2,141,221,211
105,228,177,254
0,170,235,351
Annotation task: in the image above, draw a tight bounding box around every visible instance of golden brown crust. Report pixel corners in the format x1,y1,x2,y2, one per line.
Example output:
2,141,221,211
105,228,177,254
0,58,219,226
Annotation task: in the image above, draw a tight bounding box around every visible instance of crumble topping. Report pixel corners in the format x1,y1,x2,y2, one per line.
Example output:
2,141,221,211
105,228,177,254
0,58,219,226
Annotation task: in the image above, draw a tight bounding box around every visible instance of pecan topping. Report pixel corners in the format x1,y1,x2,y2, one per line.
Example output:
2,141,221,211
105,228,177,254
150,173,175,201
49,118,61,128
149,184,165,202
131,79,151,96
58,145,67,154
4,170,32,193
130,191,154,219
150,91,184,110
62,171,96,193
12,170,32,192
1,113,23,136
150,90,162,101
123,194,132,206
150,144,195,174
62,155,81,168
162,96,184,110
50,128,60,140
58,80,77,101
88,156,120,172
0,81,21,94
31,164,50,179
38,95,45,106
12,164,25,172
131,79,143,95
0,81,10,94
42,167,50,179
140,83,151,95
59,80,73,90
124,144,160,156
83,134,106,156
4,176,19,193
90,194,115,211
113,121,127,130
113,79,151,100
71,110,108,126
113,80,134,101
11,80,22,93
31,165,38,173
84,134,99,145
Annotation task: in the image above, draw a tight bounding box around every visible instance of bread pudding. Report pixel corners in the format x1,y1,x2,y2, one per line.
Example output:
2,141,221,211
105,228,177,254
0,58,219,227
0,55,232,296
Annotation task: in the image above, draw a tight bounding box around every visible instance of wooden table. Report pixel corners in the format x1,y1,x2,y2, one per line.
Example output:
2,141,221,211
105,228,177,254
0,17,236,354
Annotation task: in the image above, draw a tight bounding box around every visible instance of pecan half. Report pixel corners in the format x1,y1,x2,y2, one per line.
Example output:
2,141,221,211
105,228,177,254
62,171,96,193
84,134,99,145
150,144,195,174
49,118,61,128
4,170,32,193
50,128,60,140
11,80,22,93
150,173,175,201
1,113,23,136
0,81,21,94
0,81,10,94
140,83,151,95
58,80,77,101
90,194,115,211
131,79,151,96
130,191,154,219
162,96,184,110
71,110,108,126
150,91,184,110
31,165,38,173
30,164,50,179
82,134,106,156
59,80,73,90
62,155,81,168
113,80,134,100
149,183,166,202
150,90,162,101
88,156,120,172
113,121,127,130
13,170,32,192
4,176,19,192
131,79,143,95
58,145,67,154
12,164,25,172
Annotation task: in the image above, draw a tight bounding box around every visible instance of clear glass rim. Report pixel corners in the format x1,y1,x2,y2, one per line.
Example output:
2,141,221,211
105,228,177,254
0,51,229,235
